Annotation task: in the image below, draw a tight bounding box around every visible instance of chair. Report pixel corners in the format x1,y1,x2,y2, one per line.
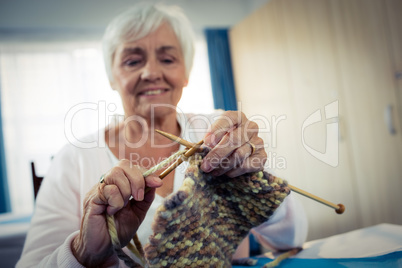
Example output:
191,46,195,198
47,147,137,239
31,162,44,199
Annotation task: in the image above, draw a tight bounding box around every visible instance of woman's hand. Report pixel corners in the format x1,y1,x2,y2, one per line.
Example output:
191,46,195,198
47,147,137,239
71,160,162,267
201,111,267,178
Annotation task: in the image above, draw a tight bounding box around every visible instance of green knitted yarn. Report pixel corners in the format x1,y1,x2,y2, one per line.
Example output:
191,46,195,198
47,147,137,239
144,152,290,267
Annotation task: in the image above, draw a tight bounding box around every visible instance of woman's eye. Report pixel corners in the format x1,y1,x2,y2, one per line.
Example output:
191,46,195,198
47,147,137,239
161,58,174,64
124,58,142,66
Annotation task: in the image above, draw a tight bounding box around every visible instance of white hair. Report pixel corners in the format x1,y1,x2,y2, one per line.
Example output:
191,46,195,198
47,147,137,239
102,3,195,82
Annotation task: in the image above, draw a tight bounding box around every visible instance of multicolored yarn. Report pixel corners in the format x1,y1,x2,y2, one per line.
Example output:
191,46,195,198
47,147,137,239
107,148,291,267
142,150,291,267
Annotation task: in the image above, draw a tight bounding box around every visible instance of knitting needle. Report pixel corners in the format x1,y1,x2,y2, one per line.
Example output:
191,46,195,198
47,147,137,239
159,140,204,179
143,140,203,195
155,129,196,148
289,185,345,214
156,130,345,214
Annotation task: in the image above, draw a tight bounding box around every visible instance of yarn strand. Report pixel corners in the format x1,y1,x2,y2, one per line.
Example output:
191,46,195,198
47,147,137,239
106,215,142,267
132,233,145,257
142,149,186,177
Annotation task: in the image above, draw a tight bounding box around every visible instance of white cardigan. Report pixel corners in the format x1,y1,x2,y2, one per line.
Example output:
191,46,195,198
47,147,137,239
17,112,308,267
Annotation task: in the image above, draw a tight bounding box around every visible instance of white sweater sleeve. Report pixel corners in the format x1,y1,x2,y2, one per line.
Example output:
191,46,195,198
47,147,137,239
251,192,308,250
16,145,86,268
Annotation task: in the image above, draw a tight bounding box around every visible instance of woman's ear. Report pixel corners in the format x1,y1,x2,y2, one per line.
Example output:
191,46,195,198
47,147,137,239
183,79,188,87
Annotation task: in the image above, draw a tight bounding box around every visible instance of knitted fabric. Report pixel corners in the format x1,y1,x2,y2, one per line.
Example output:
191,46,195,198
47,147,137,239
143,150,291,267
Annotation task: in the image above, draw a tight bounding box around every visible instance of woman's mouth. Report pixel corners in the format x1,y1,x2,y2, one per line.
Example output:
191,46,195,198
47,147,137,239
139,88,169,96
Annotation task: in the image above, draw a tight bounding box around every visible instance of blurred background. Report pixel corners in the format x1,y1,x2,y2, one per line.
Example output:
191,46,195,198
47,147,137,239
0,0,401,264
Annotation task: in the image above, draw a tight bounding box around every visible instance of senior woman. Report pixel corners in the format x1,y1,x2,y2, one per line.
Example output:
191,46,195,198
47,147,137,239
17,3,307,267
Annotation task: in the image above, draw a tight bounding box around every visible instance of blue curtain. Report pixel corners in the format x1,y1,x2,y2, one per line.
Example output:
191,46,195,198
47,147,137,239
205,29,238,111
0,72,11,213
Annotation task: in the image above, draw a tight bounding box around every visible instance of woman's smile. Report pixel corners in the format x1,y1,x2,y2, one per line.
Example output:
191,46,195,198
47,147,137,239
137,87,169,97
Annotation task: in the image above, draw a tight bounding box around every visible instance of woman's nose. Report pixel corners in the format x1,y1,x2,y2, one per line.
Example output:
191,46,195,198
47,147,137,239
141,60,162,81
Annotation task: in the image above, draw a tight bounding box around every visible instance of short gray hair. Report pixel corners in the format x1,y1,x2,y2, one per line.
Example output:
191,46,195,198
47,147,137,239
102,3,195,82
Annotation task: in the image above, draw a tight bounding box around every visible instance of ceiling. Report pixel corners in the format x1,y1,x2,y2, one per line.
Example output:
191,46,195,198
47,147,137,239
0,0,269,40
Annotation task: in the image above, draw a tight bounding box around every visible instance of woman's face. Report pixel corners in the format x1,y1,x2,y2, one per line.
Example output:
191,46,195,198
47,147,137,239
110,23,187,120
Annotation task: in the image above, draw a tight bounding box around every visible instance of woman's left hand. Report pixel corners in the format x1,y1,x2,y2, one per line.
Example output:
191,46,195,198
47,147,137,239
201,111,267,177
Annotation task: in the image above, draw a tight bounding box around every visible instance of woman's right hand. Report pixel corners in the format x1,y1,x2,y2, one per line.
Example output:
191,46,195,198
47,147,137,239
71,159,162,267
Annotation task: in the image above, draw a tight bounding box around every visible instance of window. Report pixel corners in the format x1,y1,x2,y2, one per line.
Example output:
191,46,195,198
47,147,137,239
0,37,214,214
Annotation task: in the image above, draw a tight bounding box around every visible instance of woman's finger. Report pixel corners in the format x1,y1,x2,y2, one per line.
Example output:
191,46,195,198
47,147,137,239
209,143,251,177
202,124,261,173
202,126,249,172
103,184,125,215
225,149,267,178
104,160,163,202
102,166,132,204
204,111,247,148
210,136,265,177
202,112,261,173
144,175,163,188
117,160,146,201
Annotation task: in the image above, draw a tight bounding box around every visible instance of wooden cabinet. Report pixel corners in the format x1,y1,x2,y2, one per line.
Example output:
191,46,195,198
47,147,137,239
229,0,402,240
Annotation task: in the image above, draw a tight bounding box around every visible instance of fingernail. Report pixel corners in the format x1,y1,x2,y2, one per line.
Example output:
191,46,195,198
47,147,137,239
152,177,162,185
204,133,216,148
201,160,212,173
137,188,144,201
204,133,212,146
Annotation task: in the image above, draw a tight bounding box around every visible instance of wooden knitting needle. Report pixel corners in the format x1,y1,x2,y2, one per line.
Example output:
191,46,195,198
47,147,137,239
289,185,345,214
143,139,203,194
155,129,196,148
156,130,345,214
159,140,204,179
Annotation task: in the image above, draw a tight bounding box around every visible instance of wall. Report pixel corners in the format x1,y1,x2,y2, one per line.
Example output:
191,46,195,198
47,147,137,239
230,0,402,241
